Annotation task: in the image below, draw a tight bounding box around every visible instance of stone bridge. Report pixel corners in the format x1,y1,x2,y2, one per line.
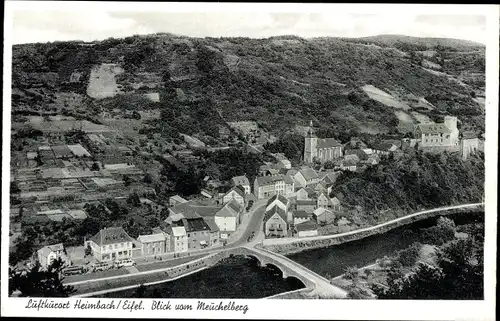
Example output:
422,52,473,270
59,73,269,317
226,246,348,299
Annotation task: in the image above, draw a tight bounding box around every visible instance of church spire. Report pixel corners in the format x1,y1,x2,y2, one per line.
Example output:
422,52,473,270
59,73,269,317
307,120,316,137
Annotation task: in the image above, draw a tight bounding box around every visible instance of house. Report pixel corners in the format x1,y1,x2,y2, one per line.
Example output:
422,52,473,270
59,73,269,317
295,187,312,201
317,192,340,210
304,121,343,163
266,194,291,222
292,210,310,225
181,217,212,250
214,199,242,240
169,195,188,207
277,159,292,169
264,205,288,238
340,155,359,172
171,226,188,253
204,217,220,247
36,243,66,269
230,175,251,194
319,171,339,185
314,180,332,195
254,175,294,199
413,116,459,149
460,132,480,160
296,199,317,213
294,167,320,188
222,186,246,208
86,227,135,262
362,154,380,165
152,226,172,253
295,220,319,238
138,233,167,256
313,207,336,225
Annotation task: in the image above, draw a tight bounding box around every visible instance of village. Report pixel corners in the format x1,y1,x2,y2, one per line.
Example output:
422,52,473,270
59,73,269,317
9,112,483,279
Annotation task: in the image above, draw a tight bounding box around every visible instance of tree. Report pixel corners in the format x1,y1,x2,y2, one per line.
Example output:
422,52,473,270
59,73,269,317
127,193,141,207
397,243,421,267
123,175,132,187
134,284,147,297
143,173,153,184
343,266,360,282
91,162,100,171
10,182,21,194
420,217,456,246
9,258,76,297
372,236,483,300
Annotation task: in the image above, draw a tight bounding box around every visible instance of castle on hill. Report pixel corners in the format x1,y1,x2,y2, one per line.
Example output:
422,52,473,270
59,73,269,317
304,121,343,163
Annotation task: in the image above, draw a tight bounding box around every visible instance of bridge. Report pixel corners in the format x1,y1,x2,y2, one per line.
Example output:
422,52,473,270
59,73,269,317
229,247,348,299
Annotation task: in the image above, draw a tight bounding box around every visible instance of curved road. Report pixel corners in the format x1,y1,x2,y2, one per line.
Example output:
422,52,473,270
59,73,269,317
262,202,484,246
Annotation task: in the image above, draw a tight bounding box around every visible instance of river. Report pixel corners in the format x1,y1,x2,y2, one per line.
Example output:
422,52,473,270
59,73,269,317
97,211,483,299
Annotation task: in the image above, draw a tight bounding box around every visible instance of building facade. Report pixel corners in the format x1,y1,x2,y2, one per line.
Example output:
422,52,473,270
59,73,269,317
138,233,167,256
87,227,134,262
230,175,251,194
304,121,343,163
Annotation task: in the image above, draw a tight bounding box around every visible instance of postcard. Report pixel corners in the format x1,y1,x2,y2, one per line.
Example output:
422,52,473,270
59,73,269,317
2,2,498,320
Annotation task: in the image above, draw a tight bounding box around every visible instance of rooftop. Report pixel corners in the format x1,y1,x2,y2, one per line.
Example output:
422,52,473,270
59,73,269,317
172,226,187,237
299,168,319,181
89,227,134,246
293,210,310,218
182,217,211,233
264,205,287,223
417,123,452,135
295,220,318,232
138,233,166,243
317,138,342,149
231,175,250,186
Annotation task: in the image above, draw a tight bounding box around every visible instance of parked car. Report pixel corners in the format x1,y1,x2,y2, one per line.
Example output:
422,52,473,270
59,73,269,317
93,262,112,272
114,259,136,268
62,265,86,276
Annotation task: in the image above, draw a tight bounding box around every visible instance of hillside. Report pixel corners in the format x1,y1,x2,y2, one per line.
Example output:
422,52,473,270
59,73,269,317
11,33,485,145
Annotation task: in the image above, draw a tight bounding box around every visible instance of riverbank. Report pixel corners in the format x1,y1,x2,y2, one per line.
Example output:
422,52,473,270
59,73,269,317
70,251,227,297
259,204,483,256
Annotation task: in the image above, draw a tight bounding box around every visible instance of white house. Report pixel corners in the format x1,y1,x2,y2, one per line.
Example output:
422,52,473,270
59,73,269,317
254,175,294,199
222,186,246,208
266,194,291,222
312,207,336,225
264,205,288,238
295,220,319,238
294,167,320,188
171,226,188,253
36,243,66,269
230,175,251,194
214,199,241,240
138,233,167,256
86,227,134,262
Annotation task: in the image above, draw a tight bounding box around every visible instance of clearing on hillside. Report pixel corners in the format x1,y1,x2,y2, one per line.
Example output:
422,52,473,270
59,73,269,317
411,112,434,124
180,134,206,148
362,85,411,110
87,63,124,99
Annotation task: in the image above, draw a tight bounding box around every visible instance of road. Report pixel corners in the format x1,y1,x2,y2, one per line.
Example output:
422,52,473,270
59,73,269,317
65,198,269,286
262,202,485,246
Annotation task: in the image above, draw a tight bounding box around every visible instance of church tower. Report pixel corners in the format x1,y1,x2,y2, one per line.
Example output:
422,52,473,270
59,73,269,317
304,120,318,163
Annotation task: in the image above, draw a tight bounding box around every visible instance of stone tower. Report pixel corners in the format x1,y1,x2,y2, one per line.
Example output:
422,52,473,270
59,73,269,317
444,116,459,145
304,120,318,163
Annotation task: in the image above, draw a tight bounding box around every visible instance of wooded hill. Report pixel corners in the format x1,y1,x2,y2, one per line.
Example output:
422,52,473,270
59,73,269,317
11,34,485,143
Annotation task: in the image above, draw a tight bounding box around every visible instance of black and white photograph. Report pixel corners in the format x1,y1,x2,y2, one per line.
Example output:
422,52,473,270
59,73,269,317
2,2,498,320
